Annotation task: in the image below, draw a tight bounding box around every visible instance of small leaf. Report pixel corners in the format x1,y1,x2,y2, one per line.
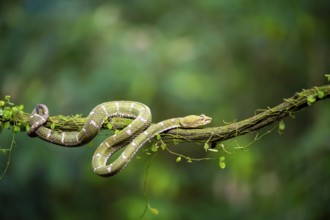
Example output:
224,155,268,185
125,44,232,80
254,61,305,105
219,161,226,169
278,120,285,132
0,100,5,107
307,95,316,105
317,90,325,99
151,144,158,152
207,148,218,152
156,134,161,140
4,122,10,129
187,157,192,163
3,109,13,120
106,123,113,130
160,143,167,150
5,95,10,101
13,125,21,133
18,104,24,111
148,206,160,215
204,143,209,152
176,156,182,162
219,156,226,169
26,124,30,132
50,123,56,130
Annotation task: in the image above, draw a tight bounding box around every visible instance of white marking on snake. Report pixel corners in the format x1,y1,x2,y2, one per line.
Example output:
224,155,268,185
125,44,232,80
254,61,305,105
115,102,119,111
75,134,79,142
46,130,51,139
105,142,110,148
112,134,117,141
107,164,113,172
160,122,165,128
130,102,135,112
138,116,147,123
171,119,175,122
101,105,109,116
126,129,132,136
122,153,127,160
132,141,137,146
82,128,86,133
61,133,65,143
144,131,148,135
89,111,94,116
95,153,102,157
90,120,98,128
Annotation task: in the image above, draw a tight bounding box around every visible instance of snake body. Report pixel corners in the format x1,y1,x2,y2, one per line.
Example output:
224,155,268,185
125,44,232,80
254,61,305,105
29,101,212,176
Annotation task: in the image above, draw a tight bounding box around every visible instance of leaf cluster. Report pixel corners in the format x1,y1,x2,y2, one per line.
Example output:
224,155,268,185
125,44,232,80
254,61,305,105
0,96,27,134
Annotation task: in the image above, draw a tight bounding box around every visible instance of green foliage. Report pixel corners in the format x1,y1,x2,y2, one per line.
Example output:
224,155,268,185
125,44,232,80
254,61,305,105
0,96,25,134
219,156,226,169
278,120,285,133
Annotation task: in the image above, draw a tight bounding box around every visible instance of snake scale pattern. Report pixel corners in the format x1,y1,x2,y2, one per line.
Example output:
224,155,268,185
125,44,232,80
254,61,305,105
28,101,212,176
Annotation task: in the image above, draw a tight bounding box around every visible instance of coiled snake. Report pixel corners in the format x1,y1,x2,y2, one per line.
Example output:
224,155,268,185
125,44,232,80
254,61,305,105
28,101,212,176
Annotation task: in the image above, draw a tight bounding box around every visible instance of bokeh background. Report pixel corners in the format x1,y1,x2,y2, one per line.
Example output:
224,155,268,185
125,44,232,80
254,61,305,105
1,0,330,219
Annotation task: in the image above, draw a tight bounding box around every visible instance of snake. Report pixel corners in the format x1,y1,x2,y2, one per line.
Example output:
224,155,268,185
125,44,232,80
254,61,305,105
28,101,212,176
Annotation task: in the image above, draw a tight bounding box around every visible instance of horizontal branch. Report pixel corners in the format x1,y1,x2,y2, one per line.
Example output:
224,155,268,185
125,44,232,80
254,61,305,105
1,85,330,145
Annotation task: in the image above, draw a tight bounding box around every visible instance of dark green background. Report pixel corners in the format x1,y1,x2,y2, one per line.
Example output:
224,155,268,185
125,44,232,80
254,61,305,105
1,0,330,219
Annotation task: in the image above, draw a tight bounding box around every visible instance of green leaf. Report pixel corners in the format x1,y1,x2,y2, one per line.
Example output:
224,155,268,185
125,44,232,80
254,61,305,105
307,95,316,105
219,156,226,169
18,104,24,111
3,122,10,129
26,124,30,132
3,108,13,120
176,156,182,162
156,134,161,140
4,96,14,105
204,143,209,151
106,123,113,130
151,144,158,152
317,90,325,99
13,125,21,133
0,100,5,107
278,120,285,132
160,143,167,150
219,161,226,169
50,123,56,130
148,206,160,215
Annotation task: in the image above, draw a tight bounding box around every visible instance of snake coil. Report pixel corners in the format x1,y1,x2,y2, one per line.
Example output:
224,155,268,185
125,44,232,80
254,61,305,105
29,101,212,176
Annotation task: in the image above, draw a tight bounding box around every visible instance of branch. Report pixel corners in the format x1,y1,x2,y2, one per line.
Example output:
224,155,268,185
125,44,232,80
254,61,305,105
1,85,330,145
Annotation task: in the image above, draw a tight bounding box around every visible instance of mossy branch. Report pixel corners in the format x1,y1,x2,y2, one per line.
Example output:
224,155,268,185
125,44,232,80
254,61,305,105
1,85,330,145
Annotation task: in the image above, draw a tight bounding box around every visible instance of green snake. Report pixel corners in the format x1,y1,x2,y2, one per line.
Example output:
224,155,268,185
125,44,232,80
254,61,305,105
28,101,212,176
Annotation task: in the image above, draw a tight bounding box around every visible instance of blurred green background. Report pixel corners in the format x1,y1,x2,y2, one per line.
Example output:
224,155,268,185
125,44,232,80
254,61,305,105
1,0,330,219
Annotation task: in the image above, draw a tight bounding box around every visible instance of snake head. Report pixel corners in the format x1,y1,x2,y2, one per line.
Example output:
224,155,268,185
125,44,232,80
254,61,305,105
180,114,212,128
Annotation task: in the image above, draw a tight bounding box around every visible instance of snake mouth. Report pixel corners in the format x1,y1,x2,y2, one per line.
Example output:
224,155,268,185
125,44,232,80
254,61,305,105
199,114,212,125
